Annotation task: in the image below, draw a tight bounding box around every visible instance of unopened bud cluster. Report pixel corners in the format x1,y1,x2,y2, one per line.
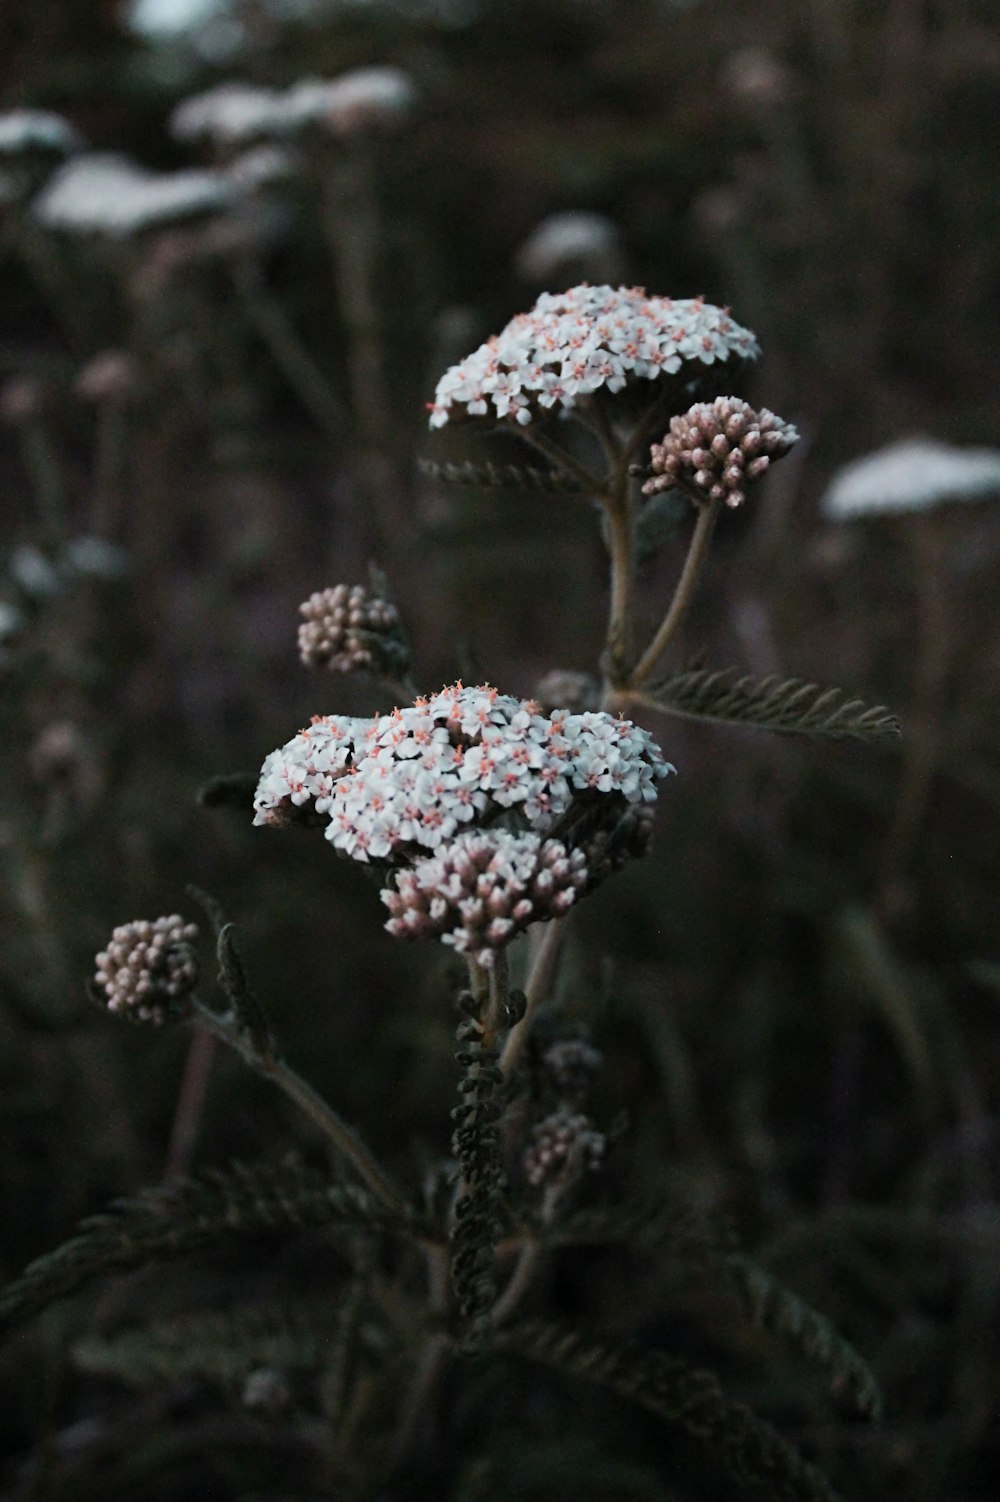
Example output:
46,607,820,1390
383,829,587,968
542,1038,603,1100
94,916,199,1024
523,1109,606,1188
644,396,798,509
298,584,408,679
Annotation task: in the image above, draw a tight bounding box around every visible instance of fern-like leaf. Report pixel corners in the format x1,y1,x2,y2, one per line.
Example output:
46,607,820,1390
450,991,507,1334
641,669,901,741
497,1321,844,1502
418,457,584,494
725,1255,882,1420
0,1158,418,1336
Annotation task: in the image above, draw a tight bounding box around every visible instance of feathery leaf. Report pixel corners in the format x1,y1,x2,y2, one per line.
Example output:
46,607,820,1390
497,1320,844,1502
0,1158,418,1336
418,457,584,494
640,668,901,741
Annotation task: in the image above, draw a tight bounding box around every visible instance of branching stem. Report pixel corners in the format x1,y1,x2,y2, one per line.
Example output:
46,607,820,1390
499,919,566,1080
628,496,723,690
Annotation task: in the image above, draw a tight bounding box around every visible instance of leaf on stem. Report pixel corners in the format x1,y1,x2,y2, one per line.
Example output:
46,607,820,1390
188,887,273,1054
640,668,901,741
495,1320,844,1502
418,457,584,494
0,1158,417,1336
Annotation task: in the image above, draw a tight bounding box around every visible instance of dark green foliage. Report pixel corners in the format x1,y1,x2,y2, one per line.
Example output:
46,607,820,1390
450,991,506,1332
72,1300,340,1390
634,489,689,564
496,1321,844,1502
641,669,902,741
0,1159,417,1336
189,888,274,1055
418,457,585,494
196,774,260,811
725,1255,883,1420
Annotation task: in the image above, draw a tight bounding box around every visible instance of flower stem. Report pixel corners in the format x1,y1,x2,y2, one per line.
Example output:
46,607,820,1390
499,919,566,1080
628,496,723,690
518,426,607,498
192,999,409,1218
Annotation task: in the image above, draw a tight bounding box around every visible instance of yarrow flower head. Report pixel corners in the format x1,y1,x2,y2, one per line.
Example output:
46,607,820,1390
643,396,798,509
515,212,624,285
255,683,673,964
94,916,199,1024
34,153,235,237
821,437,1000,521
0,109,83,159
298,584,409,679
428,285,759,430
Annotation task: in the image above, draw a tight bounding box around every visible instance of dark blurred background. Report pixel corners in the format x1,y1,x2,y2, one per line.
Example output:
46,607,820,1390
1,2,999,1498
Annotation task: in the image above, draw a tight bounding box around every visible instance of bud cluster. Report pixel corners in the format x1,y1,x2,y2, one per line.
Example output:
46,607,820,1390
643,396,798,509
523,1109,606,1189
298,584,408,679
94,916,199,1024
382,829,587,968
542,1038,603,1100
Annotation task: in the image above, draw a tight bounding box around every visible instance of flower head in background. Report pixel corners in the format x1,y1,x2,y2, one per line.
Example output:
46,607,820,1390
428,285,759,429
34,153,235,237
523,1108,606,1189
256,683,672,966
285,67,418,137
821,437,1000,521
515,212,624,286
298,583,409,680
94,916,199,1024
170,82,288,149
644,396,798,509
0,109,83,159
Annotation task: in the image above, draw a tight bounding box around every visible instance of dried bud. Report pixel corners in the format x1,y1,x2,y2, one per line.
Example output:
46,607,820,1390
644,397,798,509
94,916,199,1024
523,1109,606,1189
533,669,600,715
542,1038,603,1099
297,584,409,679
74,350,139,405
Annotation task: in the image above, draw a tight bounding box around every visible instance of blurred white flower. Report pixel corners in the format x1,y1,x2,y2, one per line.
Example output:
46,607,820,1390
284,66,418,136
515,211,624,284
170,83,288,148
34,153,236,237
822,437,1000,520
0,109,83,157
429,285,760,429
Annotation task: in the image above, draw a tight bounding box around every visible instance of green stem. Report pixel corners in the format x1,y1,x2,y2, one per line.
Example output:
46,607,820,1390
518,425,607,498
192,1000,409,1218
628,497,723,691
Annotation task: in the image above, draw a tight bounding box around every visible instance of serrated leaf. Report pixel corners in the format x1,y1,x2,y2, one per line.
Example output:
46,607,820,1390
0,1158,419,1336
640,668,901,741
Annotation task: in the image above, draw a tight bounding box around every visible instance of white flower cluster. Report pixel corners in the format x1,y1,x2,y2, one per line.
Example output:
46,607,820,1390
256,684,671,961
0,109,83,157
94,916,199,1024
515,211,624,284
383,828,587,966
34,153,235,237
255,682,670,858
822,437,1000,521
170,67,417,149
428,285,760,429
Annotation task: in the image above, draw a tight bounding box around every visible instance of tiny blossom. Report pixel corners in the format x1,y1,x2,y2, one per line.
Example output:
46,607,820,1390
34,153,235,237
94,916,199,1024
821,437,1000,521
428,285,760,430
644,396,798,509
515,212,624,284
0,109,83,157
523,1109,606,1189
298,584,408,678
253,714,376,826
382,828,588,968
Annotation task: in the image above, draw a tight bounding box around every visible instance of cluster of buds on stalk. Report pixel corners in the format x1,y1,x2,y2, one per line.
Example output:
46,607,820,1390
644,396,799,510
298,583,409,681
93,916,199,1024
